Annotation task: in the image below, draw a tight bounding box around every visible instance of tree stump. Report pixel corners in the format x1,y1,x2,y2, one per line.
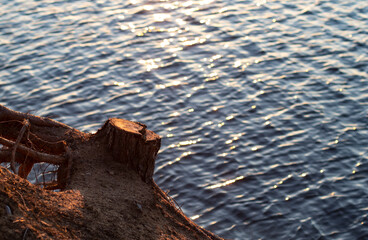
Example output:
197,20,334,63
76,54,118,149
95,118,161,183
0,105,223,240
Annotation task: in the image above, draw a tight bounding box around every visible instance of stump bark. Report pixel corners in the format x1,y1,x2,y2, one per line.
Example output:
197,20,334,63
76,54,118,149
95,118,161,183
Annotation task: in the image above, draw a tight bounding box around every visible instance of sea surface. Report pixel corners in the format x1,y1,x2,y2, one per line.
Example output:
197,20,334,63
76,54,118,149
1,0,368,239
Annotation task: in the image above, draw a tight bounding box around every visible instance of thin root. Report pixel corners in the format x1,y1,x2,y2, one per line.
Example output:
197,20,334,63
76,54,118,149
11,119,30,174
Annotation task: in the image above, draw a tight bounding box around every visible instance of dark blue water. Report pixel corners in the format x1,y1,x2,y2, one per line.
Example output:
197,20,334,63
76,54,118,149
1,0,368,239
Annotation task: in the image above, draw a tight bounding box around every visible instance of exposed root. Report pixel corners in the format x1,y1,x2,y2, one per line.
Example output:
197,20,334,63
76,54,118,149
18,157,35,179
27,131,67,154
0,149,25,164
0,104,72,129
11,119,30,174
0,137,65,165
0,106,70,189
36,181,59,190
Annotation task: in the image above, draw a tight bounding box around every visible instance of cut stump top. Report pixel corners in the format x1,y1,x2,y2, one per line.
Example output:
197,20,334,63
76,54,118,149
109,118,160,142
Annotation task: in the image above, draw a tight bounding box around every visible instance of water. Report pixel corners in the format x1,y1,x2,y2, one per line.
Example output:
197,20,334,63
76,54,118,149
1,0,368,239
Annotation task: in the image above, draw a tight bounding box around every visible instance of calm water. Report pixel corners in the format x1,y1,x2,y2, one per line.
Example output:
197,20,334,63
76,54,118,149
1,0,368,239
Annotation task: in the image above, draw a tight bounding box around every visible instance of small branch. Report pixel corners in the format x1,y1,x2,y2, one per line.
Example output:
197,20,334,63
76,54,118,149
11,119,30,174
0,137,66,165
